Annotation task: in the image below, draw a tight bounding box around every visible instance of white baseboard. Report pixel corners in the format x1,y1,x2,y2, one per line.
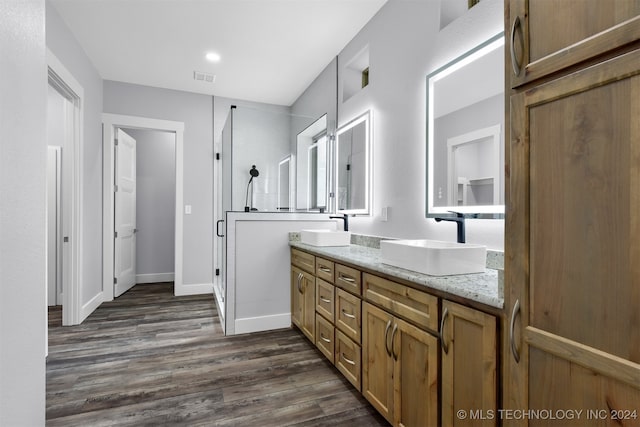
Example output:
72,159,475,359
136,272,175,284
79,291,103,323
234,313,291,335
174,282,213,296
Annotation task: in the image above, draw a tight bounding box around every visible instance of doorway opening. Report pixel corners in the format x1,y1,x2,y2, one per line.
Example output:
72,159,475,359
102,114,185,300
46,50,84,326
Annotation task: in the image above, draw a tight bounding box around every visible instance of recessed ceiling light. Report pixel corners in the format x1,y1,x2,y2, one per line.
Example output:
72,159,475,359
205,52,221,63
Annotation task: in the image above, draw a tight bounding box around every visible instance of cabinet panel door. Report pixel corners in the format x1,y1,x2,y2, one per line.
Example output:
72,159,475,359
509,0,640,87
506,48,640,423
393,317,438,427
441,301,496,427
301,272,316,341
291,267,304,329
362,302,395,424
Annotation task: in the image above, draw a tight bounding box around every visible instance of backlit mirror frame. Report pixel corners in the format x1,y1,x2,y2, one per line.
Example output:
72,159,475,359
426,32,505,219
295,114,329,211
335,110,371,215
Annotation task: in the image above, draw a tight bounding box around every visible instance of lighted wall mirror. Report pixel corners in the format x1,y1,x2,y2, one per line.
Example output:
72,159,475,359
296,114,328,211
336,110,371,215
426,32,505,218
277,155,291,211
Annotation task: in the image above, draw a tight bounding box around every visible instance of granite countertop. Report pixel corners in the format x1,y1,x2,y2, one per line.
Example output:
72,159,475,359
289,240,504,309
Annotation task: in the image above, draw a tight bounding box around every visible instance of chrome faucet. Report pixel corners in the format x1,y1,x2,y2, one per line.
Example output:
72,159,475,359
434,211,468,243
330,213,349,232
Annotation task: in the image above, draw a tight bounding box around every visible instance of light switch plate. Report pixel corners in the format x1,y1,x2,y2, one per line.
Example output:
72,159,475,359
185,205,192,214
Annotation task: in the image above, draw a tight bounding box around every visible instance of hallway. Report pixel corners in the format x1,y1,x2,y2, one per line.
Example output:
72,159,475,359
46,283,386,426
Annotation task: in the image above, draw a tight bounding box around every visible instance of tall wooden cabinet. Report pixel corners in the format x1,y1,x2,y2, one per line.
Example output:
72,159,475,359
505,1,640,424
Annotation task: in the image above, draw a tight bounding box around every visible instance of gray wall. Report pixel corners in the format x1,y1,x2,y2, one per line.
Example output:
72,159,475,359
46,2,105,305
0,0,47,423
104,81,214,286
330,0,504,249
123,128,176,277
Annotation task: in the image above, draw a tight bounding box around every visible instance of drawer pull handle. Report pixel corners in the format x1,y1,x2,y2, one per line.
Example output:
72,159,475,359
341,353,356,366
510,15,522,76
510,299,521,363
320,296,331,304
341,309,356,319
339,275,356,283
318,267,331,273
391,323,399,361
384,320,392,357
320,334,331,343
440,307,449,355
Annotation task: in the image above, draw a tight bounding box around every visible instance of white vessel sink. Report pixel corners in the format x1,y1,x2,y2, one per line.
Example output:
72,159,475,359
380,239,486,276
300,230,351,247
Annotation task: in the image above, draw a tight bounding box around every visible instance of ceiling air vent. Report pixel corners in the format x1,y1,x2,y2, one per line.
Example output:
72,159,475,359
194,71,216,83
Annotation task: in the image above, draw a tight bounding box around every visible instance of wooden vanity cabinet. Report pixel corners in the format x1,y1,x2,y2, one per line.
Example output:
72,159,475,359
362,274,439,427
440,300,497,427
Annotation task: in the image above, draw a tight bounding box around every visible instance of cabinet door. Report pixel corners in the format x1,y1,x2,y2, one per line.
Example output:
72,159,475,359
316,278,335,322
291,267,304,329
441,301,496,427
508,0,640,87
362,302,395,424
301,271,316,341
506,48,640,424
392,317,438,427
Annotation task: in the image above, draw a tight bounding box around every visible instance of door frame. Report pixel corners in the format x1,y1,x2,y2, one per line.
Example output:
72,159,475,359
47,49,84,326
102,114,184,300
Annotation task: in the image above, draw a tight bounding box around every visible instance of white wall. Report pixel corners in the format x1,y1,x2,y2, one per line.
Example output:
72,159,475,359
46,2,105,306
104,81,214,286
0,0,47,424
124,128,176,279
333,0,505,250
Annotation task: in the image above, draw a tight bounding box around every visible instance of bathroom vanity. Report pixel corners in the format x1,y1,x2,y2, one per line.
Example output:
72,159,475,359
290,236,503,426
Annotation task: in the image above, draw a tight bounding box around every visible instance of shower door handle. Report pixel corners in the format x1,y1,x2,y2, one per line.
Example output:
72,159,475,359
216,220,225,237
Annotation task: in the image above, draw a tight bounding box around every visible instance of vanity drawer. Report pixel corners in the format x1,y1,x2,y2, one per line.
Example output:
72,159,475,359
315,314,335,363
291,248,315,274
335,330,361,391
335,288,361,344
363,273,439,333
335,264,361,295
316,279,335,322
316,257,335,283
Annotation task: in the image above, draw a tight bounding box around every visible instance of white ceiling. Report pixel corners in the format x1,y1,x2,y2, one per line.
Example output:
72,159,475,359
50,0,388,106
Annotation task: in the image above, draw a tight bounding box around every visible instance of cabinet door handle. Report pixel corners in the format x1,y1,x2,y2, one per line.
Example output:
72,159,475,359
320,334,331,343
341,309,356,319
339,275,355,283
297,272,303,293
510,299,521,363
384,319,392,357
319,296,331,304
510,15,522,76
391,323,399,361
341,352,356,366
318,267,331,273
439,307,449,355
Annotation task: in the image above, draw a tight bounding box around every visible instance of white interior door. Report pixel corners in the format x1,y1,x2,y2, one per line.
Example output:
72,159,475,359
114,128,137,297
47,146,62,306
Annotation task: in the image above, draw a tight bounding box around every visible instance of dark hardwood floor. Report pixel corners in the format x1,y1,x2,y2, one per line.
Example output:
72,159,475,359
46,283,388,426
